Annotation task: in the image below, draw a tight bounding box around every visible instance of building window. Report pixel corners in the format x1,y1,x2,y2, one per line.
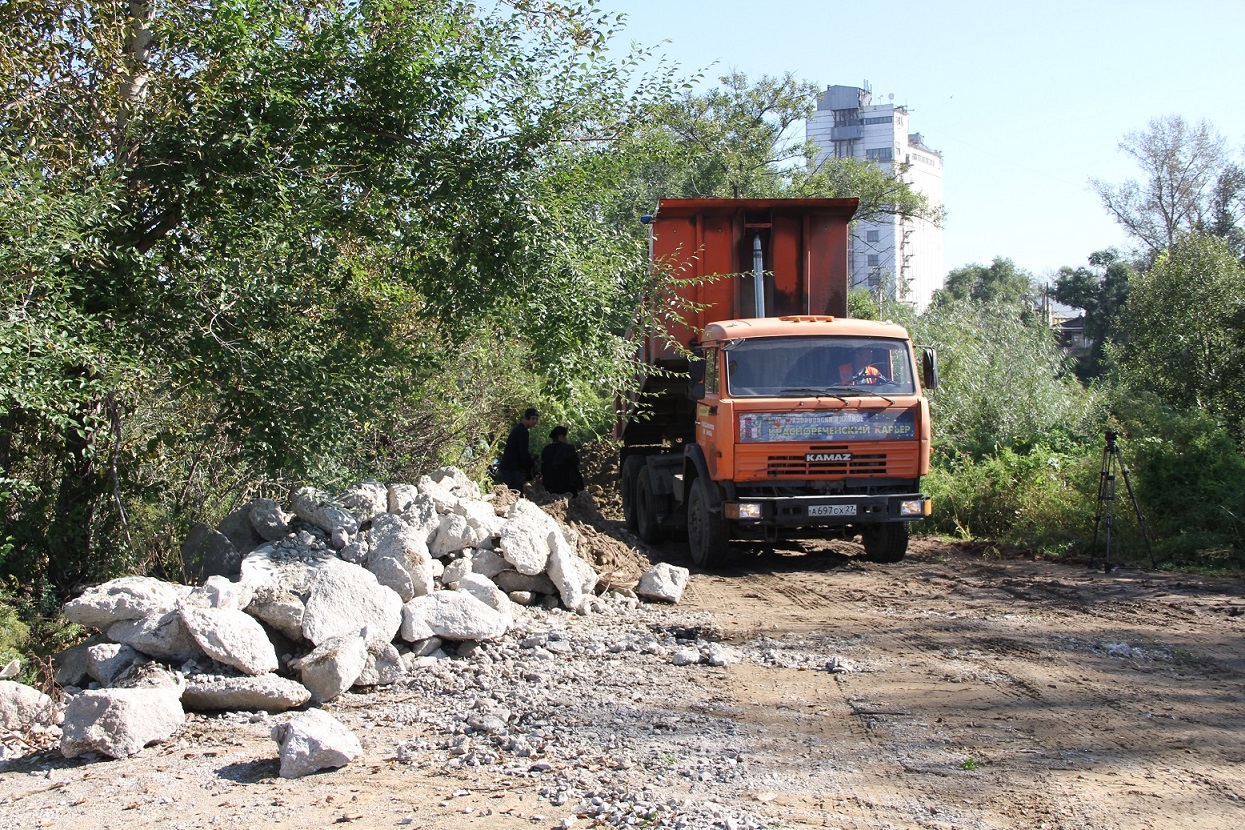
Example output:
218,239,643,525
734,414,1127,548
863,116,893,125
866,230,879,243
867,255,880,267
865,148,893,162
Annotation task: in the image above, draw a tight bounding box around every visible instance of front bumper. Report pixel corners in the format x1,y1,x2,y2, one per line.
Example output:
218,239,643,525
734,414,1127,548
724,493,931,527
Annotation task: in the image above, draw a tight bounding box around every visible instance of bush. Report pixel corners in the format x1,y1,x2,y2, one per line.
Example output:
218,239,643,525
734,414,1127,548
923,443,1104,556
1115,394,1245,568
921,392,1245,570
0,592,29,670
0,578,54,685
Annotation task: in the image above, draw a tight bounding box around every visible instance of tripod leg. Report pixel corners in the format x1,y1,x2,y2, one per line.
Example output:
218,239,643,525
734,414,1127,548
1101,451,1117,573
1117,459,1156,569
1090,446,1110,568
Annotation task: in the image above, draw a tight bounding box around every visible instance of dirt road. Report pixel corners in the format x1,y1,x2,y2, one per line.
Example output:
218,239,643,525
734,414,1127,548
3,537,1244,829
677,538,1245,829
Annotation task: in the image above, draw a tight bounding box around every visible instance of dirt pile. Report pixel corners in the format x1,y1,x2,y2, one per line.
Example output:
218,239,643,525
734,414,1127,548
577,437,624,522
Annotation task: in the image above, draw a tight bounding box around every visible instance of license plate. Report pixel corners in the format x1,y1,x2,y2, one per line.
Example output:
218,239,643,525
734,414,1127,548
808,504,856,517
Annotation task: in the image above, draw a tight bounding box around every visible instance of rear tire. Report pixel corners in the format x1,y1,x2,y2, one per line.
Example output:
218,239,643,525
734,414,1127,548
635,467,664,544
861,522,909,563
688,477,729,567
621,455,644,531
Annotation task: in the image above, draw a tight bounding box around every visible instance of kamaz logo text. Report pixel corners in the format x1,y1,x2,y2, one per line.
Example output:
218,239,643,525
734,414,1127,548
806,452,852,462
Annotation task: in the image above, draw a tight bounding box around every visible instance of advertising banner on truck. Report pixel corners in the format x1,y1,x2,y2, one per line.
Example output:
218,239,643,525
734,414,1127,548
739,409,915,443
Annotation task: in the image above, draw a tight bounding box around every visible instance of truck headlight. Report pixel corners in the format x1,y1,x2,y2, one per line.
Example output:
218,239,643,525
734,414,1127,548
725,502,763,520
900,499,930,517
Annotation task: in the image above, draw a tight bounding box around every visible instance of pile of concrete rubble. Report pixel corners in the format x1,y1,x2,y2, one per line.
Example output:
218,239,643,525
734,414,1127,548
0,468,690,777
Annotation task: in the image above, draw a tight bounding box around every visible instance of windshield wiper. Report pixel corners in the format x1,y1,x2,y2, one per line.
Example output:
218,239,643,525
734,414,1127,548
776,387,861,400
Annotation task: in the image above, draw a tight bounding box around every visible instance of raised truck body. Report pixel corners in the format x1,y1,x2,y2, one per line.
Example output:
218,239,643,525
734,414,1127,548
618,199,936,565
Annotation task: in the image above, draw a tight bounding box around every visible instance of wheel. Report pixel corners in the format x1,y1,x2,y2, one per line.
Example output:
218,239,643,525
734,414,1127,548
635,467,665,543
687,477,729,567
861,522,908,563
621,455,645,531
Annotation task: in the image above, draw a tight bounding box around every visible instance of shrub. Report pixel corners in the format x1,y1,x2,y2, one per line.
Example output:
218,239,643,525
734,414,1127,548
923,443,1103,556
0,593,29,669
1115,394,1245,568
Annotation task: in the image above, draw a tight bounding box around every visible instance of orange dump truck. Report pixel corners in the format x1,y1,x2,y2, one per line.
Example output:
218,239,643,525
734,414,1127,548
618,198,937,566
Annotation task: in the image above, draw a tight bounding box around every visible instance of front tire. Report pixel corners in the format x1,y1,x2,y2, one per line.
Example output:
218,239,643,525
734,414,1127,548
861,522,909,563
688,477,729,567
635,467,664,544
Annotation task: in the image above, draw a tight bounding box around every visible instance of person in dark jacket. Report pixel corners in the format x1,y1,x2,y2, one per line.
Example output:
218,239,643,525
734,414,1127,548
540,425,585,496
498,408,539,492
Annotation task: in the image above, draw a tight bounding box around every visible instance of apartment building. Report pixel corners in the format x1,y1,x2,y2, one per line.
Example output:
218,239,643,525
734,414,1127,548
807,82,944,310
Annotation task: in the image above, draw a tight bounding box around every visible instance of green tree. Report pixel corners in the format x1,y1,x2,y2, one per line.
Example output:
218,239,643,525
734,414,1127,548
1052,249,1135,378
848,288,880,320
1209,163,1245,261
646,71,814,199
1092,116,1231,256
933,258,1037,307
1114,234,1245,434
0,0,663,597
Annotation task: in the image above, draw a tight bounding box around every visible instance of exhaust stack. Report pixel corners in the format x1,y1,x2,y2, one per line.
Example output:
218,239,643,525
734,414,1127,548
752,233,765,317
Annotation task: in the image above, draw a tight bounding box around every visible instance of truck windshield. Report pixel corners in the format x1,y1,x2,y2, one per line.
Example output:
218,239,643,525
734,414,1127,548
724,336,916,397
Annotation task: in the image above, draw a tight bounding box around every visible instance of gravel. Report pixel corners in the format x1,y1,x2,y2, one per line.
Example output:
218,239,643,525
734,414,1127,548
330,591,776,829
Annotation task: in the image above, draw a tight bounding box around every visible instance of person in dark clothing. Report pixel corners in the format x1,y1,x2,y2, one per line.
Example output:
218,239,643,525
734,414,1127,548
541,425,585,496
498,408,539,492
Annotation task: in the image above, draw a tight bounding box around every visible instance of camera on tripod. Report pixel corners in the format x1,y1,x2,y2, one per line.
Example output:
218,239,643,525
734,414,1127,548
1091,428,1154,572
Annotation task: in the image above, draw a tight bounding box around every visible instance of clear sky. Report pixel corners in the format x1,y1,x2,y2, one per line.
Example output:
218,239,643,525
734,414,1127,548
601,0,1245,282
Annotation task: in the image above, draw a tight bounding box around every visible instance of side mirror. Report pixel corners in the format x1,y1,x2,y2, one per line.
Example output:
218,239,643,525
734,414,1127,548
688,381,706,401
922,348,939,391
688,343,705,384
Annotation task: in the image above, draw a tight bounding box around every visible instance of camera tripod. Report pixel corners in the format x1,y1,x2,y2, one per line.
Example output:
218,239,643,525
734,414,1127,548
1090,430,1155,572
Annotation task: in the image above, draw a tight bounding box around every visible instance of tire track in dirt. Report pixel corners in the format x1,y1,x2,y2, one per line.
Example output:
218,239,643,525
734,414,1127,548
678,540,1245,829
706,570,986,830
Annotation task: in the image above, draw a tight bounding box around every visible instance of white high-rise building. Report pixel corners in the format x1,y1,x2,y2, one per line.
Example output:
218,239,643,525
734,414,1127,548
807,82,944,311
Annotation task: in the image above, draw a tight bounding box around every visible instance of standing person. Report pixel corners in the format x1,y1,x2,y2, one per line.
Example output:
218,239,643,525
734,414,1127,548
541,426,585,497
498,408,539,492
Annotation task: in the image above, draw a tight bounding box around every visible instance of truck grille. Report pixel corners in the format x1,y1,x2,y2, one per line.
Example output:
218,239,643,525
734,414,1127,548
735,443,919,480
766,452,887,476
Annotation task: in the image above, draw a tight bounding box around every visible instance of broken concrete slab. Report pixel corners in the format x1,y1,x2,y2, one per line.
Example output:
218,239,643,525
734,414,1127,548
270,708,361,779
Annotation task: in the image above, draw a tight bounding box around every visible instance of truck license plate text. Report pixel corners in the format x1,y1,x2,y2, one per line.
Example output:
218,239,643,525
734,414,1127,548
808,504,856,517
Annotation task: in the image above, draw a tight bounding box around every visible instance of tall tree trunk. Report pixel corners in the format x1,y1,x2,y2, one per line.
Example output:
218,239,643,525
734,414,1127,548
115,0,153,164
